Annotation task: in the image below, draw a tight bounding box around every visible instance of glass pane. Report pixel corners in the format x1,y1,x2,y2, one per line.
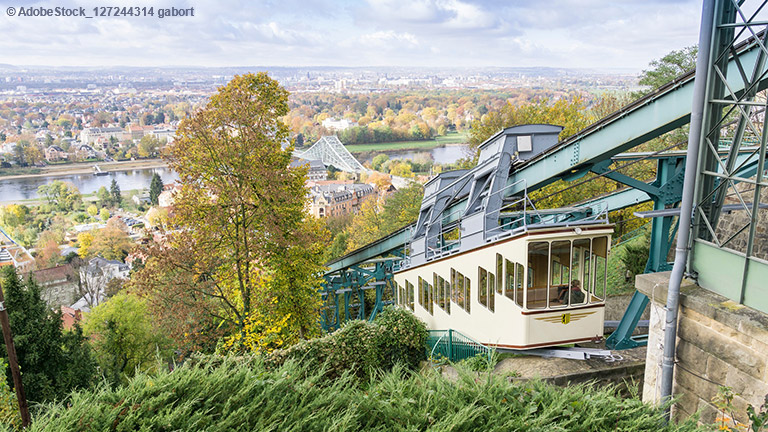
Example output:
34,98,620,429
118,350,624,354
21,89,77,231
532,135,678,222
444,278,451,314
550,240,571,307
516,263,524,307
571,238,591,305
527,241,549,309
457,271,465,311
592,237,608,301
478,267,488,308
505,259,515,300
496,254,503,294
428,280,434,314
465,276,471,313
451,269,456,304
406,280,414,311
489,272,495,312
418,277,424,309
434,273,439,307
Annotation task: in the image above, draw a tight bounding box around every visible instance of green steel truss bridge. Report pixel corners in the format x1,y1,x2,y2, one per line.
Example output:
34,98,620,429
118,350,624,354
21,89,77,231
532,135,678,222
321,0,768,354
299,135,366,173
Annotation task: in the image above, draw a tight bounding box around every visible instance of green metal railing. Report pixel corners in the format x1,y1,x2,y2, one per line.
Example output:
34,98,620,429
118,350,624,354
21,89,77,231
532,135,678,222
427,329,492,362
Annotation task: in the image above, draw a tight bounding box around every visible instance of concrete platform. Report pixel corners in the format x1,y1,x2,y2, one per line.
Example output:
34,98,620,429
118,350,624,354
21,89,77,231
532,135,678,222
439,345,647,395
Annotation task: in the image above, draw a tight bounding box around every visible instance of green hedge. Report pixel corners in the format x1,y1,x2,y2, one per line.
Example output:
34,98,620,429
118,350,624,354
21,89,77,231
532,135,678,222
266,306,428,380
18,357,706,432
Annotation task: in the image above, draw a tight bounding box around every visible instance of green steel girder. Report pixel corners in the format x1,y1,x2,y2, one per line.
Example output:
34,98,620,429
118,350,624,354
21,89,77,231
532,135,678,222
603,158,685,351
325,225,412,274
591,157,685,273
320,260,397,332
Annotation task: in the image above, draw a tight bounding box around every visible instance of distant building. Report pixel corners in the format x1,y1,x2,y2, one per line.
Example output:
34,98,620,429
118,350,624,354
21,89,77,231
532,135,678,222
74,144,97,160
45,145,68,162
290,158,327,181
31,264,77,307
0,228,34,272
80,127,126,145
158,184,181,208
321,118,357,132
88,256,130,280
69,257,131,312
60,306,83,330
147,128,176,143
127,124,154,139
308,180,376,218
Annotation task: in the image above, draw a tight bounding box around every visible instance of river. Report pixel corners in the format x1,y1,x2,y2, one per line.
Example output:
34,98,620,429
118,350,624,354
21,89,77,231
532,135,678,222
0,167,178,202
1,145,469,202
360,144,470,165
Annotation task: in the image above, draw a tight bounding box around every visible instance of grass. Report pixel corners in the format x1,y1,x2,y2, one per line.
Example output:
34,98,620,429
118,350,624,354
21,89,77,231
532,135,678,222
345,132,467,153
19,356,706,432
0,167,42,177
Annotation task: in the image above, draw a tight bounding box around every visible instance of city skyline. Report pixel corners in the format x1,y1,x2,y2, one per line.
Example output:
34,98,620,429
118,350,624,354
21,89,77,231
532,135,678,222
0,0,713,71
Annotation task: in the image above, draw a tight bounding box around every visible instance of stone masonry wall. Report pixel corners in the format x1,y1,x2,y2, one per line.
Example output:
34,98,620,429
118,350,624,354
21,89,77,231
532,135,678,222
637,272,768,424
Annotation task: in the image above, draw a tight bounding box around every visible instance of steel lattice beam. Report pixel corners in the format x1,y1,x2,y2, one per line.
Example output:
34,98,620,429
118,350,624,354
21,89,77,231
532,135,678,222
299,136,366,173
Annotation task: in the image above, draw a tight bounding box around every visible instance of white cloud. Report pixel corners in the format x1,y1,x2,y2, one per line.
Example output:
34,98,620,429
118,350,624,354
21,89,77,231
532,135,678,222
360,31,419,48
0,0,760,70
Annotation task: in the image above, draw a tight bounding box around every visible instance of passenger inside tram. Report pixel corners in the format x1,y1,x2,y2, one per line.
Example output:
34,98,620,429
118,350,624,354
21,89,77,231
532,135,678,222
526,236,608,309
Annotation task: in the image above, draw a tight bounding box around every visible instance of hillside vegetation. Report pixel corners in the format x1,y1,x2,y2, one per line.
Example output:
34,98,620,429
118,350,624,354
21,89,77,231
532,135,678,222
18,357,706,432
9,307,707,432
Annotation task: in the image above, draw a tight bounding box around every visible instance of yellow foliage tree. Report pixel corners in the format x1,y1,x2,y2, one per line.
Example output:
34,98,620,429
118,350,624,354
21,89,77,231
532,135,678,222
78,232,94,258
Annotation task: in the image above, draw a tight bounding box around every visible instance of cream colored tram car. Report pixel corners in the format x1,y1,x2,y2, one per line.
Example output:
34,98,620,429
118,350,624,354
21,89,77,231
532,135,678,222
394,224,612,349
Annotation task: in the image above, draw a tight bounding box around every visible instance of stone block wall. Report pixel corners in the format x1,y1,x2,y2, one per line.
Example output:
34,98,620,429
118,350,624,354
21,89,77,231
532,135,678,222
637,272,768,424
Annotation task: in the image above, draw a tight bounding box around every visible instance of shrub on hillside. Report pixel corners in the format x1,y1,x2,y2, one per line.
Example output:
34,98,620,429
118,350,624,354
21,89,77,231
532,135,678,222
621,236,651,278
373,306,428,370
267,306,427,380
18,357,707,432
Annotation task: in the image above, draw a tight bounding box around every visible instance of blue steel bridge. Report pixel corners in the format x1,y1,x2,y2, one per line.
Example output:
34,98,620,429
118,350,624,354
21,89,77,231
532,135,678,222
320,0,768,357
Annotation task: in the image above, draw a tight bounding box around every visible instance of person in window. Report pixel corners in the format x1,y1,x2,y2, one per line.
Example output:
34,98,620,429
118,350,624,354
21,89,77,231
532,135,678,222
570,279,585,304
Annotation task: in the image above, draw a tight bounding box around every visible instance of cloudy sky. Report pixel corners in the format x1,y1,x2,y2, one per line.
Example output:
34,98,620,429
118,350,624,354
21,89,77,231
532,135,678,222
0,0,711,71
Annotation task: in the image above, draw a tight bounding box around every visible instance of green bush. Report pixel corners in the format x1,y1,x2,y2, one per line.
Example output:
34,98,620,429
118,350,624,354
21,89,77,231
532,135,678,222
373,306,428,370
21,356,707,432
620,236,651,278
0,360,21,430
267,306,427,380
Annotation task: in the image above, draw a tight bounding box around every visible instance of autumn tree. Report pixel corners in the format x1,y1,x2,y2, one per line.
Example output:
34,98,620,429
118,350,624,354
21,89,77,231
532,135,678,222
131,73,328,354
137,135,161,159
37,180,82,212
90,219,133,261
96,186,112,207
77,232,94,258
342,183,424,253
468,96,591,161
99,208,110,222
86,204,99,218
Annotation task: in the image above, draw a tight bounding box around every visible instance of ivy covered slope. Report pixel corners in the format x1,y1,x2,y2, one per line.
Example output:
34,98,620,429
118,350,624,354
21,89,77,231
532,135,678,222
15,308,704,432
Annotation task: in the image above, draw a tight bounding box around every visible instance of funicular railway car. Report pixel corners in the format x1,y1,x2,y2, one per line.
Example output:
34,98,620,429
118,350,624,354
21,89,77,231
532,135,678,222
392,124,612,350
394,223,611,349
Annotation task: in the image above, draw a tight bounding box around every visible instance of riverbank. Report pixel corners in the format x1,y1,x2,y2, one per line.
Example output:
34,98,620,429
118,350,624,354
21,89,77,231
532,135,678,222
0,159,168,181
344,132,467,154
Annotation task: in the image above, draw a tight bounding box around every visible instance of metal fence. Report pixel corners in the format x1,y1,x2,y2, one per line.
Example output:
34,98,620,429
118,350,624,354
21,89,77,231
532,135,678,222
426,329,492,363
